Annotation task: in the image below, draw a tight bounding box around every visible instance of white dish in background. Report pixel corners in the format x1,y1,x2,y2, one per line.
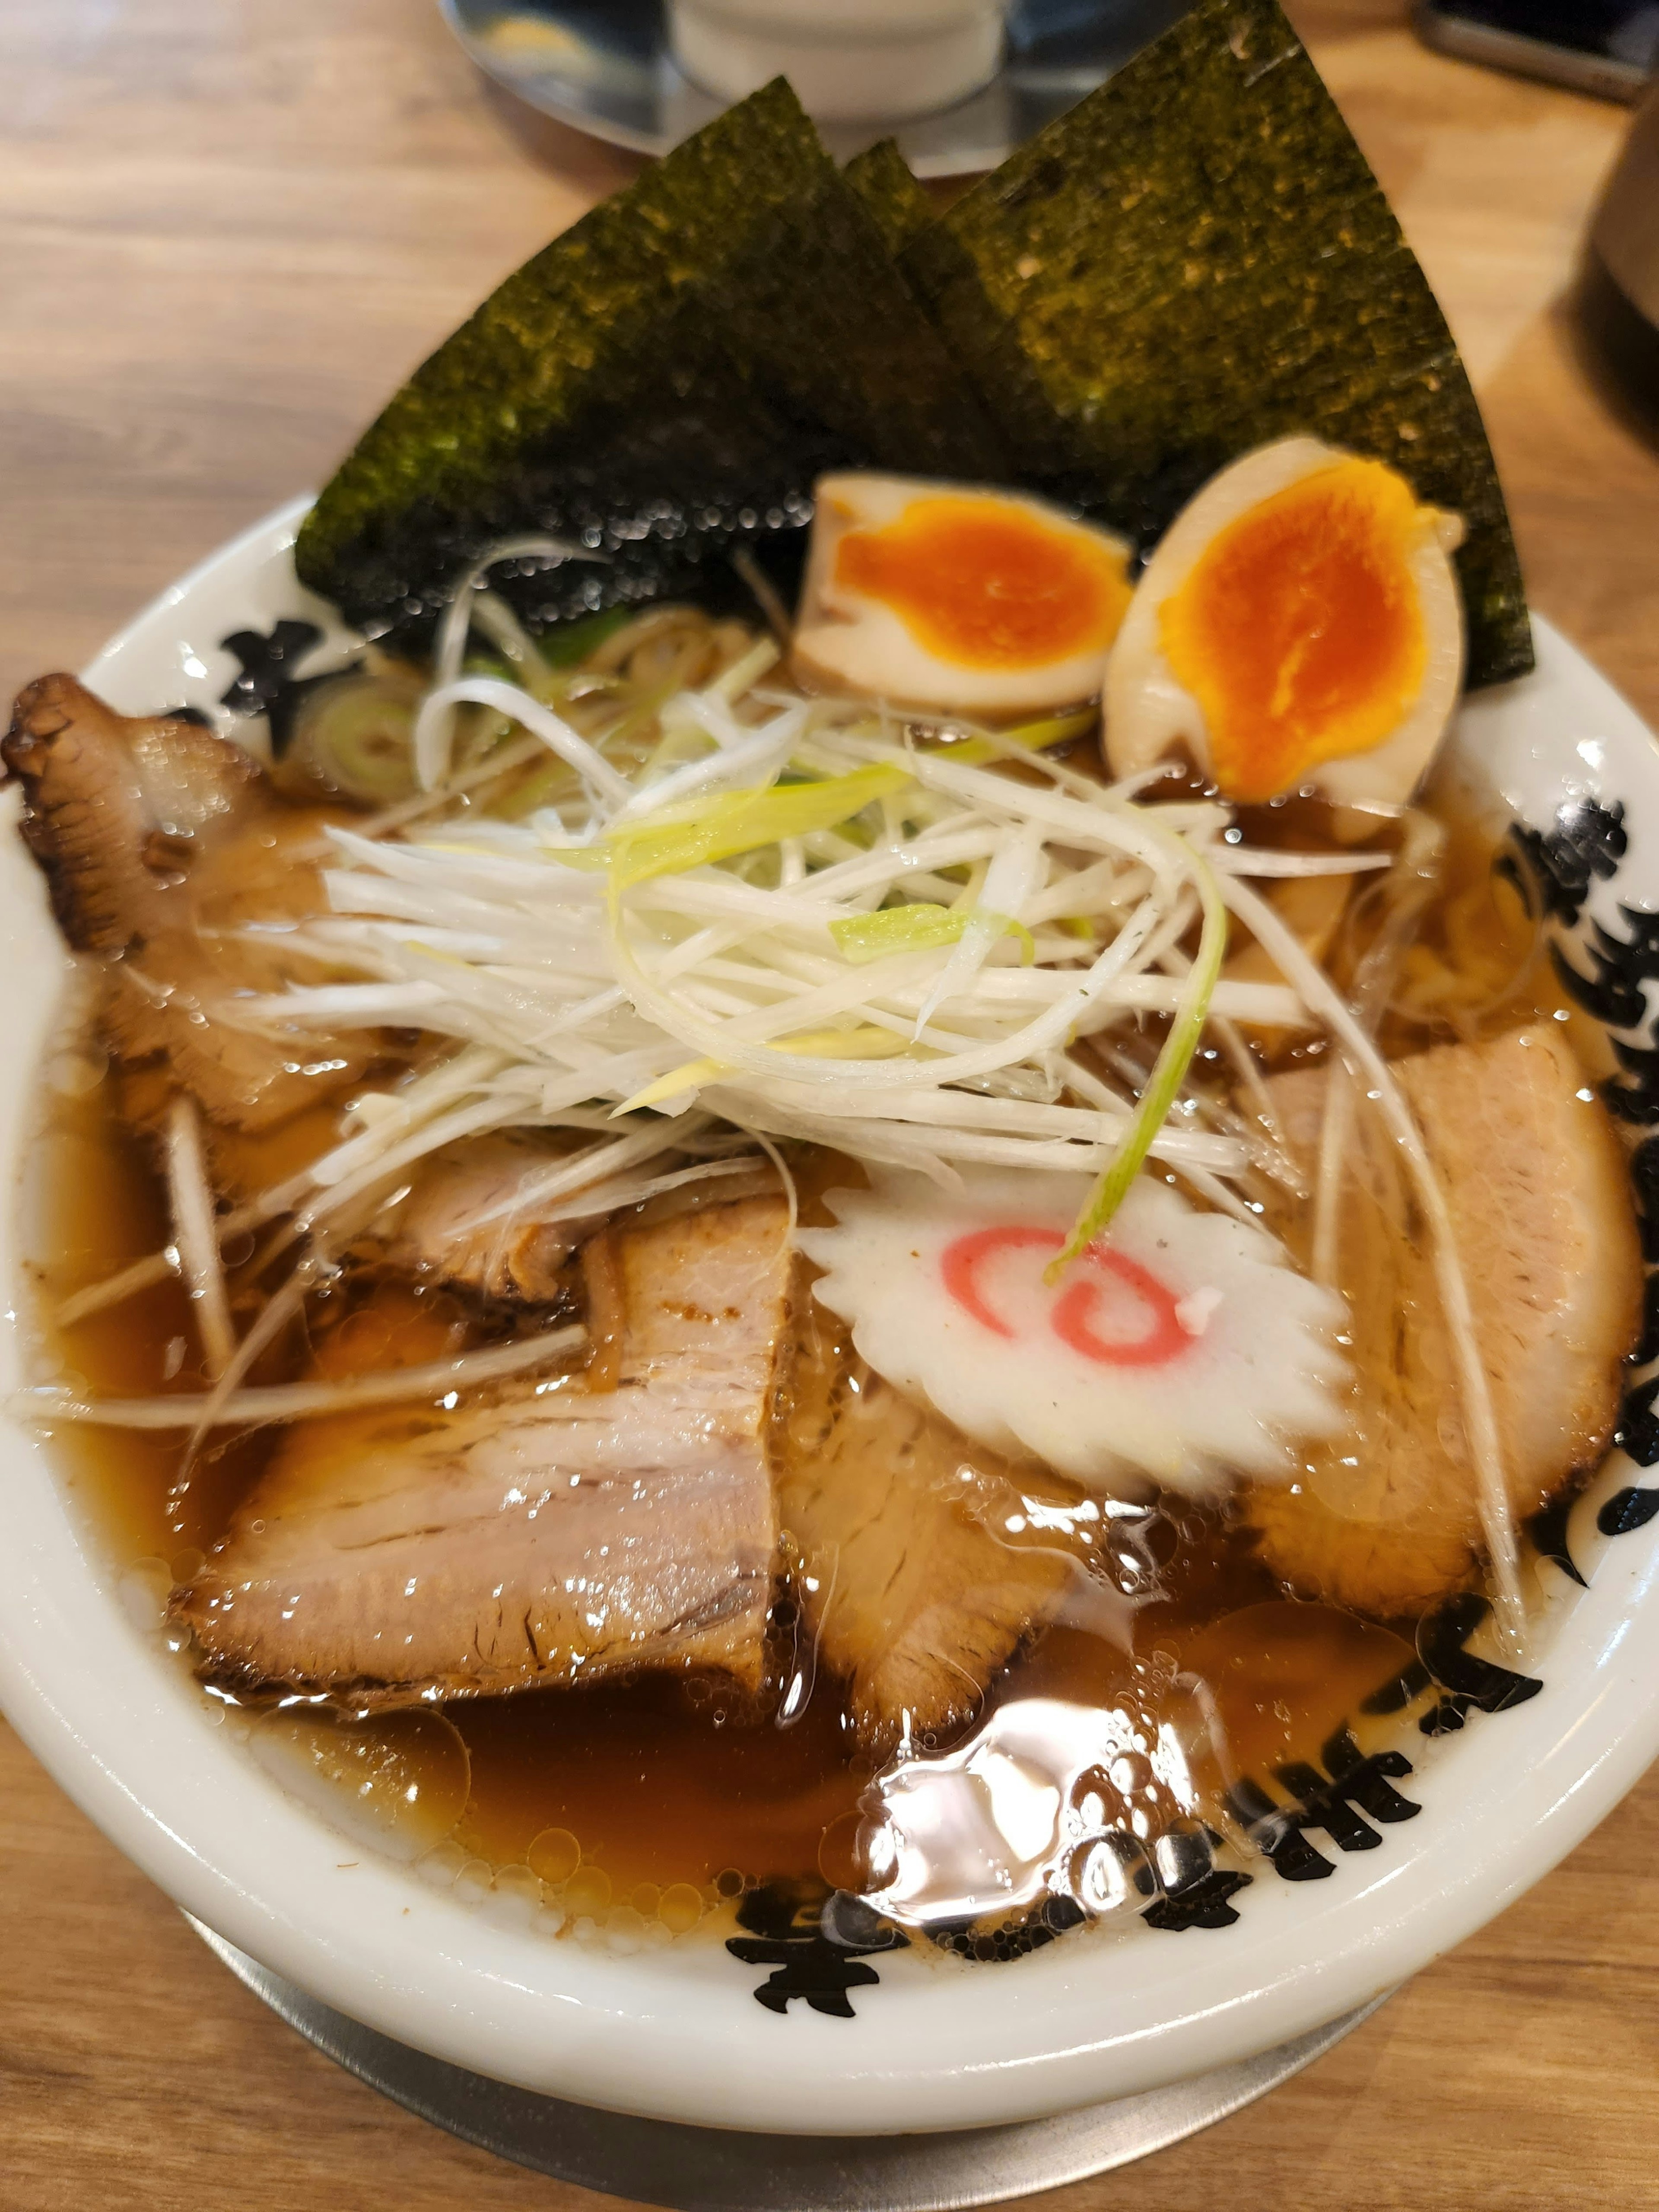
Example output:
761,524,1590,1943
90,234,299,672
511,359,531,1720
439,0,1192,179
2,497,1658,2136
668,0,1010,126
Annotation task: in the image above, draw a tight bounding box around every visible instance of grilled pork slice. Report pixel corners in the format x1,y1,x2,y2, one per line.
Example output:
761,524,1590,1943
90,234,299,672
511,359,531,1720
175,1195,791,1704
1247,1026,1641,1617
3,674,372,1130
362,1140,780,1306
773,1285,1077,1757
373,1133,585,1301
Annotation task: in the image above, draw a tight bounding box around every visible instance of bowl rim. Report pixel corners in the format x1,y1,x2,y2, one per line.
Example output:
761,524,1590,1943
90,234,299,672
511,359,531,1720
2,497,1659,2136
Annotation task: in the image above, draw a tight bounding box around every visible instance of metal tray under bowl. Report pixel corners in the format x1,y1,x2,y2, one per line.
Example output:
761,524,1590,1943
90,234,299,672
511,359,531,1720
191,1916,1391,2209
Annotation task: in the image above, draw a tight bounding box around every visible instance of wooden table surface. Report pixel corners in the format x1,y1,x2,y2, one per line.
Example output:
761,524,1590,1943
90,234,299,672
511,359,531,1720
2,3,1657,2205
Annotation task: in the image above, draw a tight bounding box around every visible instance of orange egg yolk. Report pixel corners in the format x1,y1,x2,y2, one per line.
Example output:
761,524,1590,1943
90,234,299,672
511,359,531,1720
1158,459,1429,804
834,496,1131,672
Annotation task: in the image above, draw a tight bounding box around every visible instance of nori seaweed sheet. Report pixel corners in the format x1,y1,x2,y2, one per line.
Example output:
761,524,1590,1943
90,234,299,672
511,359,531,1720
299,20,1528,684
900,0,1531,687
843,139,935,260
294,82,1007,643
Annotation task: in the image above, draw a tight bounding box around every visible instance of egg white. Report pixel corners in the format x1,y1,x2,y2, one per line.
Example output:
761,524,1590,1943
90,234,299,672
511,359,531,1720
1104,437,1466,807
792,472,1131,718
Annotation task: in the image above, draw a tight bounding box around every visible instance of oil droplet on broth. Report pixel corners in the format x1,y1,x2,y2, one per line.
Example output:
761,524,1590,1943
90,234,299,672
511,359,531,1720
481,1863,546,1932
249,1707,471,1863
563,1864,612,1918
526,1826,582,1885
658,1882,705,1935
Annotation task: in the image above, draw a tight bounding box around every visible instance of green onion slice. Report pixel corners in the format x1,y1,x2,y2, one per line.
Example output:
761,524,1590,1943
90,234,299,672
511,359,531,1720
620,1024,918,1112
830,903,1035,967
1050,833,1227,1276
948,704,1099,764
568,764,911,888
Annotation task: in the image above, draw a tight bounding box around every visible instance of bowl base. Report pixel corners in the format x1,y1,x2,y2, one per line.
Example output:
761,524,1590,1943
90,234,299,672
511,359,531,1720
188,1915,1392,2207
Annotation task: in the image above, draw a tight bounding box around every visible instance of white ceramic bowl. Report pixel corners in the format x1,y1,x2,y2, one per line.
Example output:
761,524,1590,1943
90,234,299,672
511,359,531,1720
3,497,1659,2136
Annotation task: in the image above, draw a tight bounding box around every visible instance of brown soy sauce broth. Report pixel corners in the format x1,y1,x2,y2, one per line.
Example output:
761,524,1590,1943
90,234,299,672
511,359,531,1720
24,768,1583,1950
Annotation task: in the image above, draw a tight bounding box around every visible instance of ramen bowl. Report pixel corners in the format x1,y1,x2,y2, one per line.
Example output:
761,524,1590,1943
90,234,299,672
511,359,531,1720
0,498,1657,2136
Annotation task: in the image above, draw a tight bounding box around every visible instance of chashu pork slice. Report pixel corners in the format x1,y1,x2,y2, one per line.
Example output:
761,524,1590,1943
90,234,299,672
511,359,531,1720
175,1195,791,1705
371,1132,588,1302
1246,1025,1642,1618
772,1280,1079,1757
3,673,375,1130
366,1139,782,1308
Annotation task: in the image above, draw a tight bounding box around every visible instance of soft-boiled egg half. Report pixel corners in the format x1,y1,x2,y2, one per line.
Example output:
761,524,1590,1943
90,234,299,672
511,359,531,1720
1106,438,1466,807
793,473,1133,717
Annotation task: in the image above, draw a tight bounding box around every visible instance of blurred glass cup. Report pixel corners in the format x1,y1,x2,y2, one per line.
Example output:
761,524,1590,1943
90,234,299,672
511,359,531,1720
668,0,1011,124
1580,79,1659,438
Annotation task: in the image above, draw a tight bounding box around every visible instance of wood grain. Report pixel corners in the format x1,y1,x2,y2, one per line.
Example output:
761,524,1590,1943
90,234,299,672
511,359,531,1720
1,3,1656,2206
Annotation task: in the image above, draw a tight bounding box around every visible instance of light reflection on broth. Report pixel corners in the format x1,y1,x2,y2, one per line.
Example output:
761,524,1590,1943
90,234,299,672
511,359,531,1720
22,775,1598,1947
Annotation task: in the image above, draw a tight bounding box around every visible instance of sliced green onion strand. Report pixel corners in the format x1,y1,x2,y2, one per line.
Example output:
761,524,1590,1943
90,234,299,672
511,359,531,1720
1050,836,1227,1275
539,606,633,669
830,903,1036,967
620,1024,918,1112
570,764,911,888
949,704,1099,763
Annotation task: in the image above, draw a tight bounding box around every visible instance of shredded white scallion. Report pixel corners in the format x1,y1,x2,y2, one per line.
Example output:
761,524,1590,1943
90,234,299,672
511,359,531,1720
191,659,1276,1246
57,1247,181,1328
20,1324,588,1431
180,1252,330,1466
164,1094,235,1377
421,534,605,788
414,677,634,807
